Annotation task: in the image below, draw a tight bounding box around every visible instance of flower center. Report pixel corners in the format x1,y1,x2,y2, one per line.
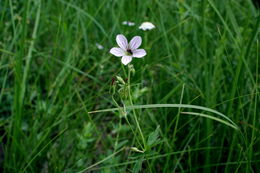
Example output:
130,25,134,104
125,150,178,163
126,49,133,55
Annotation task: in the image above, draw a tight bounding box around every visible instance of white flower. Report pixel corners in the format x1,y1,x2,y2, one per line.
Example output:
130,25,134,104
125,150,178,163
139,22,155,31
95,43,104,50
128,22,135,26
122,21,135,26
110,34,146,65
122,21,128,25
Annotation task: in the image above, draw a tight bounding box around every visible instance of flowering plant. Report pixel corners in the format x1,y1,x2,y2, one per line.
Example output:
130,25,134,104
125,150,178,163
110,34,146,65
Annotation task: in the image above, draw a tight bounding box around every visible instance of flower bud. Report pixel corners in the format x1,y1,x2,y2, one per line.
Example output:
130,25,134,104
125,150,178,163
128,64,135,75
131,147,145,153
116,76,125,85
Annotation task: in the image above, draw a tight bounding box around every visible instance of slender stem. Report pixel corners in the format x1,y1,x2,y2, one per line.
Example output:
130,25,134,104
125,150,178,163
127,65,146,150
124,116,143,148
111,94,142,150
114,117,121,152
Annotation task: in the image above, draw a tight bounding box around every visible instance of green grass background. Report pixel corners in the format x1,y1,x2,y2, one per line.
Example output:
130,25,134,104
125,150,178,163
0,0,259,172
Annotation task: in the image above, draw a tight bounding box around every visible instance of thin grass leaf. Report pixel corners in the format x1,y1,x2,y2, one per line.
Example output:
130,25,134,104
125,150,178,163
181,112,238,130
88,104,238,129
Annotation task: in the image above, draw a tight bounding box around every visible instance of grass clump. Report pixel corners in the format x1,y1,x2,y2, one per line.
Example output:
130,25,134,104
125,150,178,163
0,0,259,172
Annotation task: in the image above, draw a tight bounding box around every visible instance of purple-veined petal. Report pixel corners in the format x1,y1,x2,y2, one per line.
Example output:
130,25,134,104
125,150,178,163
110,47,125,57
121,56,132,65
132,49,146,58
129,36,142,50
116,34,128,50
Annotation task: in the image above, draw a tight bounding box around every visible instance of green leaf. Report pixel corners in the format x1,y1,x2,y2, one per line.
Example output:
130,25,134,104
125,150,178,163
147,126,160,147
132,158,143,173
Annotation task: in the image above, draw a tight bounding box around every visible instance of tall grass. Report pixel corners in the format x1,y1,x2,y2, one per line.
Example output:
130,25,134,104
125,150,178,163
0,0,259,172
